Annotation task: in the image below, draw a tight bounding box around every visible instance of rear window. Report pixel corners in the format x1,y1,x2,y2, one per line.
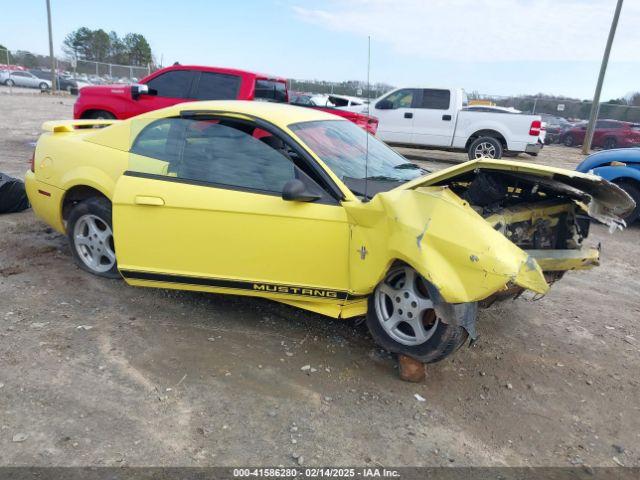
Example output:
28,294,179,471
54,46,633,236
255,80,287,103
193,72,241,100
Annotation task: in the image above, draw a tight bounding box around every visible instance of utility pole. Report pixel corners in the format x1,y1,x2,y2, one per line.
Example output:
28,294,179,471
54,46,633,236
46,0,56,92
582,0,623,154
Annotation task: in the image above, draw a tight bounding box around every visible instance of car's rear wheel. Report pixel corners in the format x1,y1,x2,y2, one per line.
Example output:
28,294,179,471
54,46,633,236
366,265,469,363
468,136,503,160
563,134,575,147
66,197,120,278
39,82,49,90
85,110,116,120
617,181,640,224
603,137,617,150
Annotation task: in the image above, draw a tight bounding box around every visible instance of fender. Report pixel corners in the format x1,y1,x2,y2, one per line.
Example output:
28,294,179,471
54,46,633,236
344,187,548,306
589,165,640,184
60,166,116,200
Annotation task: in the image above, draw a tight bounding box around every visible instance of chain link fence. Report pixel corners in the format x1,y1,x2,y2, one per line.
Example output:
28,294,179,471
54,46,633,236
0,47,153,93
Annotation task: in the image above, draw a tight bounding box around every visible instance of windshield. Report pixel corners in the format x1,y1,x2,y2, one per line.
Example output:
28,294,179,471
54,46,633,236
289,120,423,185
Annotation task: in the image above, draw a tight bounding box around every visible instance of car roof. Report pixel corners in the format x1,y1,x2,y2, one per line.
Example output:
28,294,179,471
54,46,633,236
143,65,287,83
133,100,342,128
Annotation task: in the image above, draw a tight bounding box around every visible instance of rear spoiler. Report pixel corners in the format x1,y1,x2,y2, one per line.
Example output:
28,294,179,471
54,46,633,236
42,119,117,133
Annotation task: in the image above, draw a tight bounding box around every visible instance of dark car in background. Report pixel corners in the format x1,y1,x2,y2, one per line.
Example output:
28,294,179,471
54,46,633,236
540,114,572,144
29,69,85,93
562,119,640,149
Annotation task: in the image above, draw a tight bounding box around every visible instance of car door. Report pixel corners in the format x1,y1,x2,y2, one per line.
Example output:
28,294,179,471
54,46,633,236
11,72,29,87
411,89,456,147
591,120,609,147
112,115,351,302
133,70,198,117
370,88,419,144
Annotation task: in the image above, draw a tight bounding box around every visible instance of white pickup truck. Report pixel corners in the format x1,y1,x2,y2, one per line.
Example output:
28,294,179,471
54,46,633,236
363,87,543,159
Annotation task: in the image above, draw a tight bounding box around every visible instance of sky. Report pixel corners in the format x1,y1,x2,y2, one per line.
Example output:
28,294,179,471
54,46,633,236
2,0,639,100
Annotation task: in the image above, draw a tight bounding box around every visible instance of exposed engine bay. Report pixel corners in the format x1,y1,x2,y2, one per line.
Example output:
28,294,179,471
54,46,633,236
441,171,592,253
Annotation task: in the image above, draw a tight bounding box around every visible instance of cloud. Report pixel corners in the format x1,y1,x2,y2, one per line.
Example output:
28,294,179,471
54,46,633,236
292,0,640,62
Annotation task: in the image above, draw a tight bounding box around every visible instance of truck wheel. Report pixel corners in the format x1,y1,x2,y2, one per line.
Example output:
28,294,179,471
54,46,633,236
468,136,503,160
617,181,640,224
85,110,116,120
603,137,617,150
366,265,469,363
563,135,575,147
66,197,120,279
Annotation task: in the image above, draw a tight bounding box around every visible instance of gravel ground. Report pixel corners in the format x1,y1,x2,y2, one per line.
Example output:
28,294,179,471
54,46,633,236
1,89,639,467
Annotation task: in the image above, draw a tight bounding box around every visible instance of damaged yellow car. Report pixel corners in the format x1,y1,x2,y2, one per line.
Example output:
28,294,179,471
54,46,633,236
25,101,634,363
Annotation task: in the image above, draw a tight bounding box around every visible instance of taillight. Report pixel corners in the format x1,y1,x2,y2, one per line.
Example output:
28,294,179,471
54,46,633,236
29,151,35,172
529,120,541,136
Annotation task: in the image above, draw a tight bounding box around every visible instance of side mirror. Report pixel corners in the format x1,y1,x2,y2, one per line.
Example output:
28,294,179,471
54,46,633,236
131,84,149,100
282,179,320,202
375,99,394,110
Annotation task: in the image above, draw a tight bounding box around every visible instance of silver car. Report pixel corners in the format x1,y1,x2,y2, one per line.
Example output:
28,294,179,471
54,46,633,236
2,70,51,90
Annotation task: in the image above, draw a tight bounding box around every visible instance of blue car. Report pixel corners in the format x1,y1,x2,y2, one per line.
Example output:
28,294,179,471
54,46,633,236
577,148,640,224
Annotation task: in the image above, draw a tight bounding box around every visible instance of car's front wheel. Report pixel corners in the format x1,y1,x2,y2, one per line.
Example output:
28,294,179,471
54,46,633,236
366,265,469,363
563,134,575,147
5,79,14,87
468,136,503,160
66,197,120,278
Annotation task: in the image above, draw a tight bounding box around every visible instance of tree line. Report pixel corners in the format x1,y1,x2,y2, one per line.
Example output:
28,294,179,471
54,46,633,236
62,27,153,66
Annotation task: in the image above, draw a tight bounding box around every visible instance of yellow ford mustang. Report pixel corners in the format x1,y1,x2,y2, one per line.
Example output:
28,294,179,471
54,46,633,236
25,101,633,363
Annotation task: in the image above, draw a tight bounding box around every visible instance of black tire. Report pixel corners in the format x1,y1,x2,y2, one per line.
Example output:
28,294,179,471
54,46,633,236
617,181,640,224
603,137,617,150
563,134,575,147
66,197,120,279
366,267,469,363
5,79,14,87
467,136,503,160
84,110,116,120
39,82,49,90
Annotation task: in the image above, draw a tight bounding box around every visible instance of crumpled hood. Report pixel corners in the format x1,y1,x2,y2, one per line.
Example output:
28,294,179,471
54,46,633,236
398,159,635,228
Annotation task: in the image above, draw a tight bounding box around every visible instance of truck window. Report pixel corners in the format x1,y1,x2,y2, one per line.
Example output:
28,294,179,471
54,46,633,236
146,70,194,99
420,89,450,110
380,89,416,109
255,80,287,103
193,72,241,100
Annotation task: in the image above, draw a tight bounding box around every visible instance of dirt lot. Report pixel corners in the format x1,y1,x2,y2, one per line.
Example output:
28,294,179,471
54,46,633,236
1,89,639,467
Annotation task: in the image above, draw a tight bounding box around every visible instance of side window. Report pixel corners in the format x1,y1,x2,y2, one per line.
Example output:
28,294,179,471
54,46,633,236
420,89,451,109
131,118,297,194
193,72,241,100
255,80,287,103
146,71,194,98
380,89,416,109
131,119,181,163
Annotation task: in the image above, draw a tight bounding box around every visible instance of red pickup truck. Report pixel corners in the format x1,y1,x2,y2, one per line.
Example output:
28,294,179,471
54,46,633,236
74,65,288,120
73,64,378,134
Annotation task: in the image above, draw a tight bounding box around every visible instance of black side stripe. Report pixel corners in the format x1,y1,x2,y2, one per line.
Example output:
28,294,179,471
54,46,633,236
119,270,365,301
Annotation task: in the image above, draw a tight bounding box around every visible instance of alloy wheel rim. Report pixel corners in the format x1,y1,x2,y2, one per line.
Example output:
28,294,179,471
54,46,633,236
374,265,439,346
73,214,116,273
474,142,496,158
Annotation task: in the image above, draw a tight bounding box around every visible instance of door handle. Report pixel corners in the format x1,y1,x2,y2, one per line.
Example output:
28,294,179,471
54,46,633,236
404,112,413,119
135,195,165,206
442,114,452,121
